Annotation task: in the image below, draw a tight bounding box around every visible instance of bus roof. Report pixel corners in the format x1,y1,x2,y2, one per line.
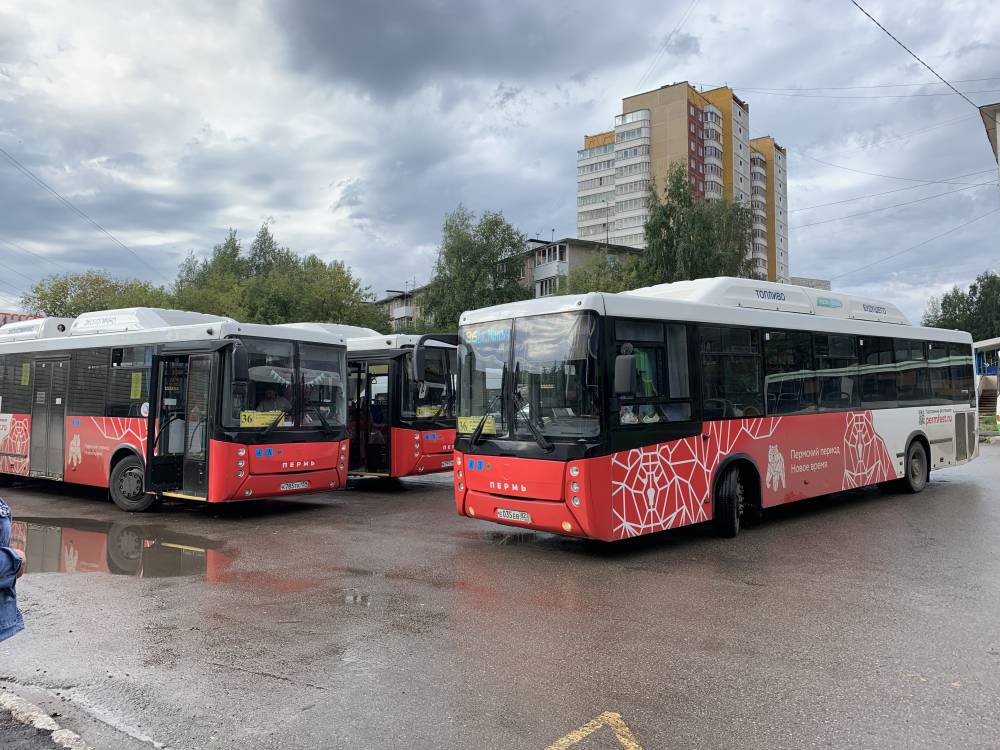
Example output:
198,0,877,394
345,333,456,353
458,277,972,344
0,307,347,354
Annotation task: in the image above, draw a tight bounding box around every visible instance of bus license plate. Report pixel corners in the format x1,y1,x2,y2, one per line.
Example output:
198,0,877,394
441,460,453,468
280,481,309,491
496,508,531,523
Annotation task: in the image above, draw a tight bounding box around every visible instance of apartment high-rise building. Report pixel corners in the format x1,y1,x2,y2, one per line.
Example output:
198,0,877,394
750,136,789,281
576,81,790,281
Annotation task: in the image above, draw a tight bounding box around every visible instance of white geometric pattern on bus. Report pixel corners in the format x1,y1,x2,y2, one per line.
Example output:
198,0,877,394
610,417,781,539
91,417,147,452
0,414,31,476
842,411,895,488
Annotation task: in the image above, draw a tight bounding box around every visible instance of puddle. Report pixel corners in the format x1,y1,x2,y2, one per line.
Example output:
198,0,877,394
8,517,234,579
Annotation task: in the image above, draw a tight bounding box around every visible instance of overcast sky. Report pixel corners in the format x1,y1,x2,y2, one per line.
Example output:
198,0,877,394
1,0,998,323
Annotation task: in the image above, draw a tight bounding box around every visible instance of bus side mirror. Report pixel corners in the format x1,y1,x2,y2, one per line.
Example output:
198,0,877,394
232,343,249,384
614,355,637,396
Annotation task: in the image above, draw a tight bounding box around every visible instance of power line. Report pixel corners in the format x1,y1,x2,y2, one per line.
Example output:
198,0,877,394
830,206,1000,280
791,181,997,229
828,114,977,158
790,168,996,212
0,237,77,273
700,76,1000,92
721,86,1000,100
0,146,166,280
635,0,700,90
792,150,988,185
849,0,979,109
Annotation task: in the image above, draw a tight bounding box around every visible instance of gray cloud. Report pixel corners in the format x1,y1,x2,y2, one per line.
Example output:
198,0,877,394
0,0,997,325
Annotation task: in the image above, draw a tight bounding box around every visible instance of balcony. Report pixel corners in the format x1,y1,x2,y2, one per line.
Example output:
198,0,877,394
533,260,568,282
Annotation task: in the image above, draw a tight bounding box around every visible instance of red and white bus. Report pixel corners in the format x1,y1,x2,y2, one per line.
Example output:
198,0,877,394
0,308,349,511
453,278,978,540
340,329,457,477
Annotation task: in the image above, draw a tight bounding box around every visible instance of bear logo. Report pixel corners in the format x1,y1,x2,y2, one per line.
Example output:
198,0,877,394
765,444,786,491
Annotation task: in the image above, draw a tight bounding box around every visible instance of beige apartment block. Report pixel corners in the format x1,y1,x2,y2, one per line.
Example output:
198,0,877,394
577,80,790,279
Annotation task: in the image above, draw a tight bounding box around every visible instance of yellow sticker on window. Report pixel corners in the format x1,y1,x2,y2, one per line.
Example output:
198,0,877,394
130,371,143,400
416,405,442,418
368,364,389,375
21,362,29,386
239,410,284,428
457,415,496,435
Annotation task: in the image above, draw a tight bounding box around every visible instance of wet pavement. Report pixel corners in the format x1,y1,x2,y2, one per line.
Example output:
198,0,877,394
1,445,999,749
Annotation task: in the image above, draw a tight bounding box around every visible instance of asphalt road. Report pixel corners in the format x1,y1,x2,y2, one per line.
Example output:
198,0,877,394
1,444,999,750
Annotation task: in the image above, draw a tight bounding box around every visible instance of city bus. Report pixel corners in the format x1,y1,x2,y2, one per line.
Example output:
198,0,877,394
453,277,978,541
0,308,349,511
341,329,457,477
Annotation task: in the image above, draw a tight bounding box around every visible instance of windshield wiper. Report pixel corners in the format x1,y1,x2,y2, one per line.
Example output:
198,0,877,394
309,405,337,436
470,393,502,446
511,389,553,452
256,411,286,442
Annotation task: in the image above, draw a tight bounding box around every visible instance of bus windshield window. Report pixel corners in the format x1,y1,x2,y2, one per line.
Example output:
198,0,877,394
402,347,456,420
458,321,511,436
237,339,297,428
301,343,346,427
512,312,599,439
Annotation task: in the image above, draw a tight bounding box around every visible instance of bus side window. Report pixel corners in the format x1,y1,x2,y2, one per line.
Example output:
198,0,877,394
860,337,898,409
894,339,929,405
614,320,692,425
764,330,816,415
927,342,951,405
949,343,974,406
815,333,858,410
700,326,763,420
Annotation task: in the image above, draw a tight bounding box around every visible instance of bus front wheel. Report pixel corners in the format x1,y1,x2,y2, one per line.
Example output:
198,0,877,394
109,455,160,512
713,465,744,538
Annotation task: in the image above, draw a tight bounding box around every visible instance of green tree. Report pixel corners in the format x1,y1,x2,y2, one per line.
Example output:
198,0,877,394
643,163,756,283
173,229,249,318
21,270,170,317
923,271,1000,340
422,206,531,331
565,253,642,294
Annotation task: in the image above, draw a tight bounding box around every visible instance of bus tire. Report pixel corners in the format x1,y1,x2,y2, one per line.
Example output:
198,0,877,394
713,465,743,538
900,440,929,494
109,455,159,512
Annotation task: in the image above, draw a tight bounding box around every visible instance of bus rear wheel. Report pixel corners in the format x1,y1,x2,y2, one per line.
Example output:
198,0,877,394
109,455,160,512
713,465,744,538
900,441,929,494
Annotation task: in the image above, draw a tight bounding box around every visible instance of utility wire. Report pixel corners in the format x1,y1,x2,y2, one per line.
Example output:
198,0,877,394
635,0,700,90
829,114,977,158
698,76,1000,92
849,0,979,109
0,146,165,280
830,206,1000,280
790,169,996,212
793,150,987,185
791,181,997,229
0,237,77,273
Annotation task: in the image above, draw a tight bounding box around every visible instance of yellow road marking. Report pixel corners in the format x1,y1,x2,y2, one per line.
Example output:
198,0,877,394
545,711,643,750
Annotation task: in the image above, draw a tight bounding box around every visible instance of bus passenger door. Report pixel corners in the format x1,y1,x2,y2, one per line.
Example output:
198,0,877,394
146,353,215,500
29,358,69,480
365,364,390,474
347,361,365,471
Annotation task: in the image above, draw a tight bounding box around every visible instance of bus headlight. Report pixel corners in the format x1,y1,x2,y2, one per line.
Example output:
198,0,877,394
569,465,580,477
570,481,579,492
572,496,581,507
236,460,245,467
458,482,464,491
237,447,247,457
236,470,245,478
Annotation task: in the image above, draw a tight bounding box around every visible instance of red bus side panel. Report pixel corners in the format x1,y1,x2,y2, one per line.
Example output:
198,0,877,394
64,416,147,487
390,427,456,477
456,411,898,542
0,414,31,476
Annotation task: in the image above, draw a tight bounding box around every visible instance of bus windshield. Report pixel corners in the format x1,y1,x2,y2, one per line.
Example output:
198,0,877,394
401,347,456,420
225,337,346,430
459,312,600,440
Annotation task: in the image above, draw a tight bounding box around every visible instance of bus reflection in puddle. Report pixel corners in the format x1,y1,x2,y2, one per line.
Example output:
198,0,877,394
8,518,233,578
